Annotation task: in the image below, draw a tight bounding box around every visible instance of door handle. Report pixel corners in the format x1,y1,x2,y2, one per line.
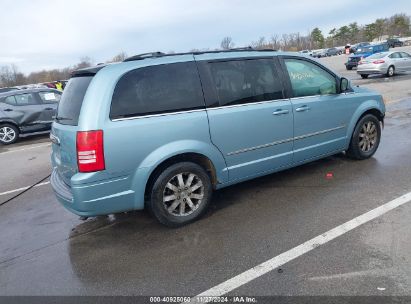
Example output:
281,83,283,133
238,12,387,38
295,105,310,112
4,109,13,112
272,109,289,115
45,107,53,110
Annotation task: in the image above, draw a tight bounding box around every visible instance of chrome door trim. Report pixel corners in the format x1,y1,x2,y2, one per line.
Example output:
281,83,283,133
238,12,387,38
293,125,346,140
111,109,206,121
207,98,290,111
289,93,339,101
226,125,346,156
112,99,293,121
227,138,294,156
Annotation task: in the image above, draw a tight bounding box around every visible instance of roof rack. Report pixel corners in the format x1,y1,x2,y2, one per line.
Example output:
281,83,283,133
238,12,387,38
123,52,166,62
123,47,277,62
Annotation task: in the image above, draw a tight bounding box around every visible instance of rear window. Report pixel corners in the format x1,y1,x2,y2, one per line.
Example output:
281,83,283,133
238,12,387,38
56,76,92,125
39,91,61,103
110,62,205,119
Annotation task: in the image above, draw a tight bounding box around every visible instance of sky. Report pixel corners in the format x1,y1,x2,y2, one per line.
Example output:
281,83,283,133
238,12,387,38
0,0,410,74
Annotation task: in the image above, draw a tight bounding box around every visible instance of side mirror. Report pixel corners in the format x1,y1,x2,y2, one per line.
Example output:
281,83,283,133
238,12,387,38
340,77,349,92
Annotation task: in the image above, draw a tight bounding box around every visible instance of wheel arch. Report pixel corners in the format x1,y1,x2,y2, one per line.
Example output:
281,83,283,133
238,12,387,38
144,152,219,201
0,120,19,130
346,103,385,149
129,140,228,210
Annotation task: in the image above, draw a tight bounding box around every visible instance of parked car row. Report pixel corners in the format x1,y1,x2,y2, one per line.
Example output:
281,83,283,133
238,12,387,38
0,80,67,95
345,42,390,70
312,47,343,58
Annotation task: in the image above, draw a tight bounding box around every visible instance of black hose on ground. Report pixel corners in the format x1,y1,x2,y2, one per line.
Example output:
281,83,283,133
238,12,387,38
0,174,51,207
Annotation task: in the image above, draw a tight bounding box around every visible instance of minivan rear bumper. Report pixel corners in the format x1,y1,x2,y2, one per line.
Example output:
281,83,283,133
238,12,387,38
50,168,137,216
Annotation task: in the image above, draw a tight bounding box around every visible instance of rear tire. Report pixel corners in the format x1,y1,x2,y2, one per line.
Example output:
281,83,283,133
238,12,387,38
346,114,381,160
386,65,395,77
0,124,19,145
360,74,369,79
346,66,352,70
147,162,212,227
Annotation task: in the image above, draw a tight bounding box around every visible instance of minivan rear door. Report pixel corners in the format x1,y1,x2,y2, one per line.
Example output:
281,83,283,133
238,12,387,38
51,76,93,185
196,57,293,182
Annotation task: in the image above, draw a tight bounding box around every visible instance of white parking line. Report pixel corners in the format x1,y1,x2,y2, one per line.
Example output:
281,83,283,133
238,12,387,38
0,181,50,197
0,143,51,155
191,191,411,301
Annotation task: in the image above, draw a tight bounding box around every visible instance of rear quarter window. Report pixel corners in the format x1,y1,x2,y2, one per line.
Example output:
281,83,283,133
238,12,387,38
110,62,205,119
56,76,93,125
39,91,61,103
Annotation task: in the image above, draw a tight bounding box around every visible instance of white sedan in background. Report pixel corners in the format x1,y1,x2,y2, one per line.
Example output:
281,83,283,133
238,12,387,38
357,51,411,78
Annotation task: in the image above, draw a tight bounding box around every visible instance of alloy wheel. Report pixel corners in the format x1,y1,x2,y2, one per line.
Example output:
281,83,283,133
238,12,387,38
358,121,377,152
0,126,16,143
162,172,205,216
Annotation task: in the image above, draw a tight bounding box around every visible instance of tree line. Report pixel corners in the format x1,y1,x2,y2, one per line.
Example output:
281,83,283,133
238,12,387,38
1,13,409,88
0,53,127,88
224,13,410,51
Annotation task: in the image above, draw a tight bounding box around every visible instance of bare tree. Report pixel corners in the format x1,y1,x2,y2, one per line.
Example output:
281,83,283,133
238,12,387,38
109,52,128,62
0,64,25,87
270,34,281,50
252,37,267,49
74,56,93,70
220,36,235,49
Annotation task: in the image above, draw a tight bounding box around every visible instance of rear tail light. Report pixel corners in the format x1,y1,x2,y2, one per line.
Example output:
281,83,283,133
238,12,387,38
373,60,385,64
76,130,105,172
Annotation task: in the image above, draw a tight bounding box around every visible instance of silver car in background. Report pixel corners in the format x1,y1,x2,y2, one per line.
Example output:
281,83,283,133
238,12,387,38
357,51,411,78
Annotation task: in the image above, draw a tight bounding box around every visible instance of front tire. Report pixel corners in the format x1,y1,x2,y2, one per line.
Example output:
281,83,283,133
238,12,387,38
360,74,369,79
0,124,19,145
148,162,212,227
346,114,381,160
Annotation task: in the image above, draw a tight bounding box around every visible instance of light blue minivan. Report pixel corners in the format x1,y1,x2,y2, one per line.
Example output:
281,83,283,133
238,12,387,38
51,49,385,227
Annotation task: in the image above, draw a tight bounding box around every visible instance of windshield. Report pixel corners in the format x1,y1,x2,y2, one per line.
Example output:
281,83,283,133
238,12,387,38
56,76,93,125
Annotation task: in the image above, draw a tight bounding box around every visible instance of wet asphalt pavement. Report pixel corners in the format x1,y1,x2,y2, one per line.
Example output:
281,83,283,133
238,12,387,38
0,97,411,297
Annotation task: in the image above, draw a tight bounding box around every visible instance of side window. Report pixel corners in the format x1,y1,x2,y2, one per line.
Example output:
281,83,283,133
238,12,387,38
208,59,283,107
14,93,36,105
284,59,337,97
389,53,401,59
400,52,411,58
4,96,17,105
110,62,205,119
39,91,61,103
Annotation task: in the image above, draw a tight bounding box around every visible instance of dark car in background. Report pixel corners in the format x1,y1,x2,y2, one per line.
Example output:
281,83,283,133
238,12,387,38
0,88,61,144
326,47,342,56
345,56,362,70
351,42,371,53
387,38,404,48
345,43,389,70
312,49,327,58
